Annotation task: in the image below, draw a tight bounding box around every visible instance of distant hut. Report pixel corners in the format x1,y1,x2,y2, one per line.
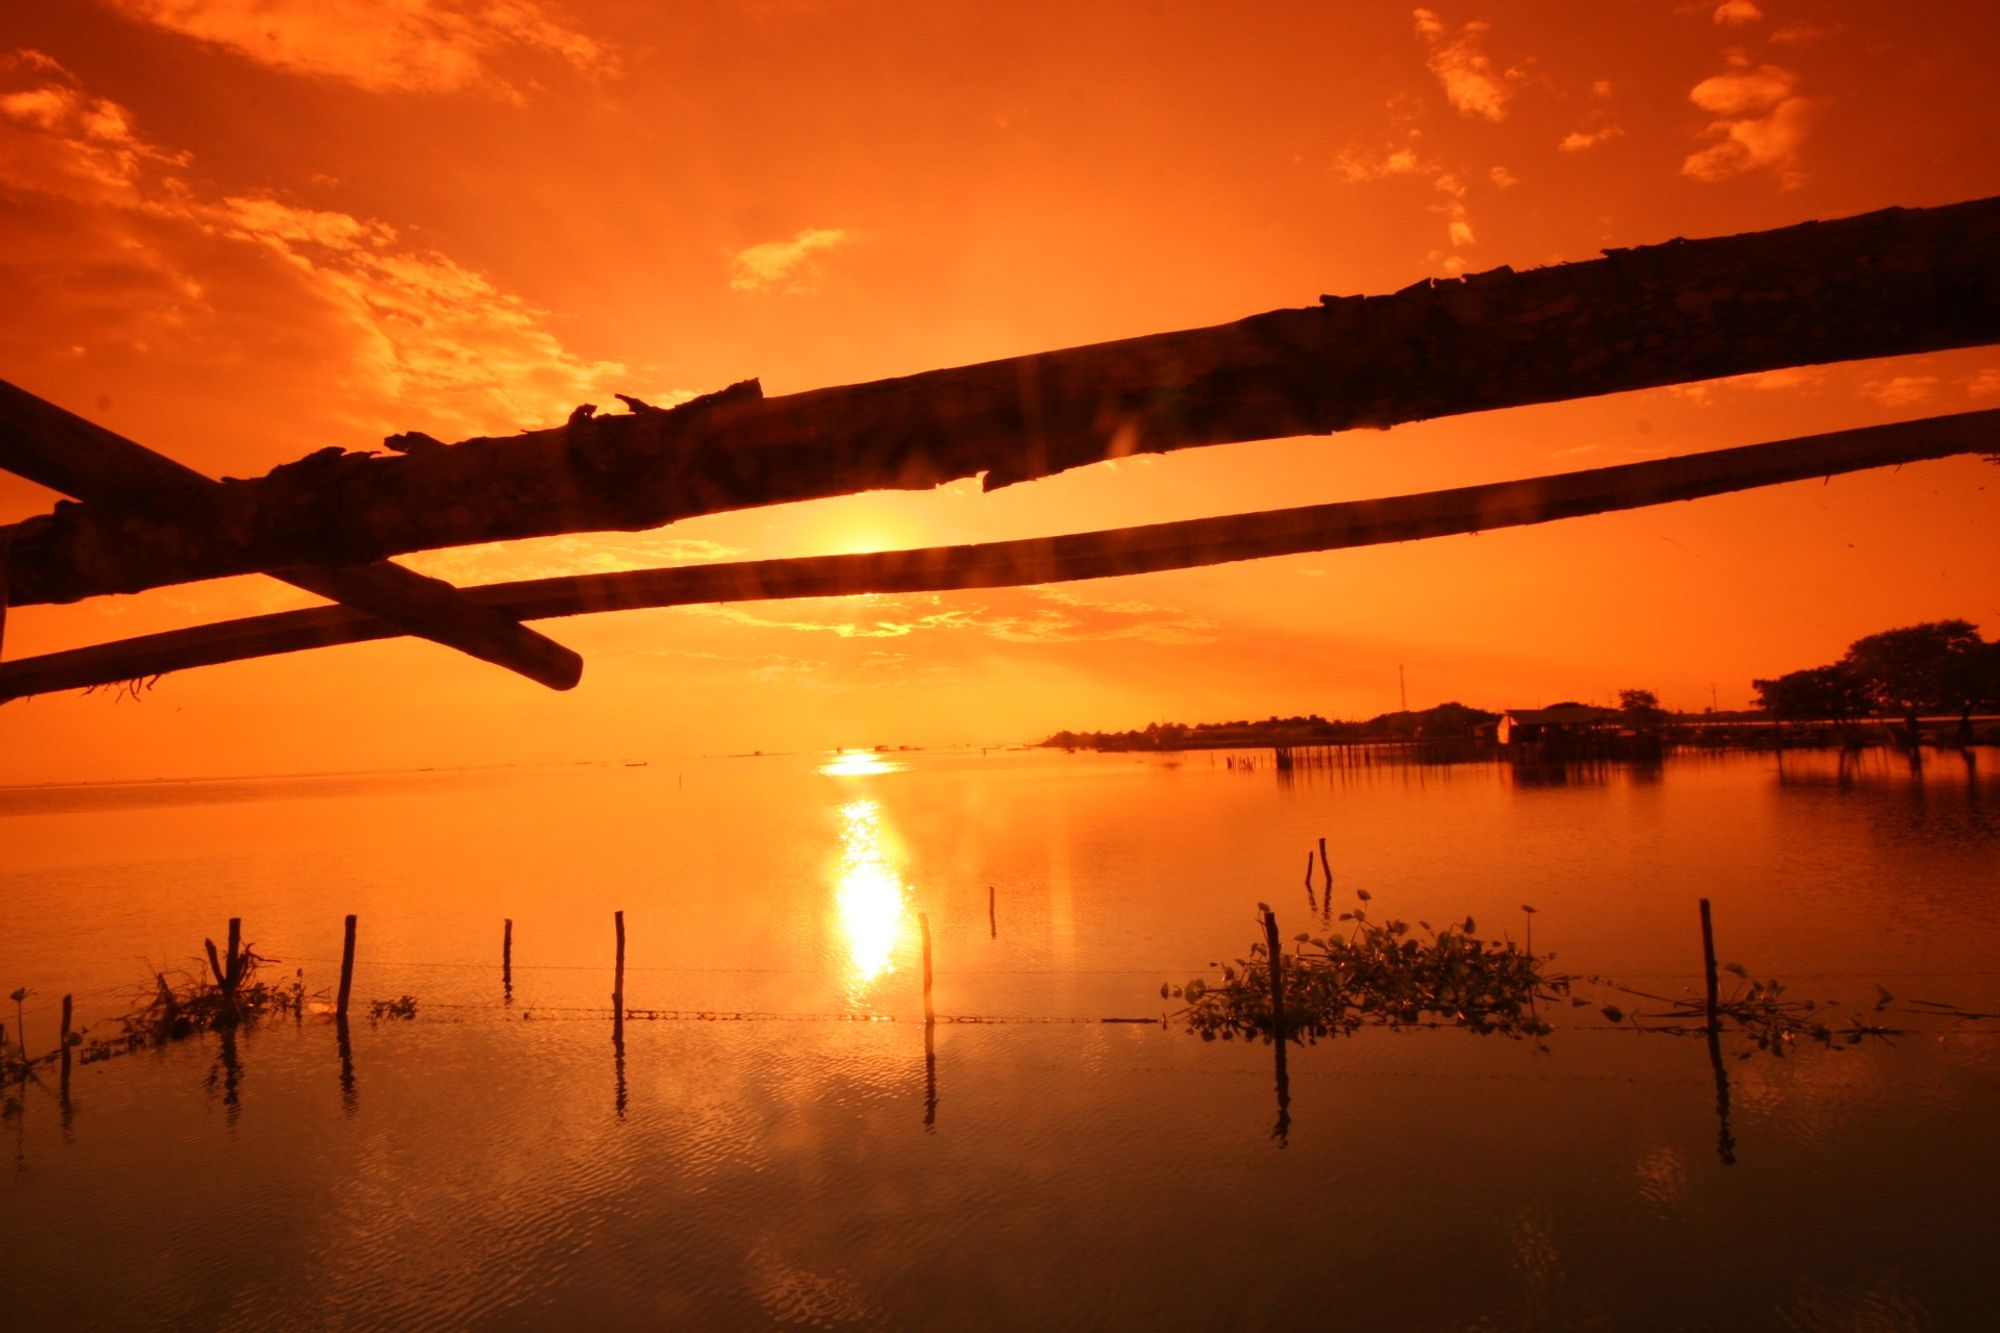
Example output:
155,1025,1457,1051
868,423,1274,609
1495,703,1620,747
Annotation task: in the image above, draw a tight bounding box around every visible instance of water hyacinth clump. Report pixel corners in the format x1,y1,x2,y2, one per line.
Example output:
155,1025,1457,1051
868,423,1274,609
1164,891,1560,1047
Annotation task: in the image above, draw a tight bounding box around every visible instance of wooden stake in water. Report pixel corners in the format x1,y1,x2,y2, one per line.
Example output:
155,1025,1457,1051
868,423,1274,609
612,910,626,1042
1262,906,1291,1144
502,918,514,1002
1317,837,1333,894
919,912,935,1024
1698,898,1720,1034
988,886,997,940
58,992,72,1105
336,914,357,1019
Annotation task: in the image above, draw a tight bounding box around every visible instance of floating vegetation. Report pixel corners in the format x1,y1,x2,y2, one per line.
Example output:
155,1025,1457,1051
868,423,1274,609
1598,965,1902,1056
1164,892,1560,1048
369,996,418,1022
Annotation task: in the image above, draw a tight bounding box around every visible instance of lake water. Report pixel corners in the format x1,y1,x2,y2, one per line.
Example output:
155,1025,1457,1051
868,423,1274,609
2,747,1997,1329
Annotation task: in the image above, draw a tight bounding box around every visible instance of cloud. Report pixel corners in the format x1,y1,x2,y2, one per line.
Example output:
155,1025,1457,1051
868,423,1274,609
1333,140,1425,183
98,1,608,96
1712,1,1763,25
1681,58,1816,186
0,50,629,442
1559,125,1623,153
690,588,1215,647
728,228,848,293
1860,375,1939,408
1961,369,2000,400
1487,164,1518,188
1411,9,1512,121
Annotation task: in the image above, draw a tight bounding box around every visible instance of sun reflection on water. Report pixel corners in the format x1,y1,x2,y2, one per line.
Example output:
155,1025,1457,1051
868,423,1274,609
818,750,905,777
834,799,909,999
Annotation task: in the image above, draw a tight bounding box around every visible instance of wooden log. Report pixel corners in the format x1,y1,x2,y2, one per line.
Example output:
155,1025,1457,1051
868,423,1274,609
7,197,2000,605
336,914,356,1018
0,380,582,689
3,408,1993,700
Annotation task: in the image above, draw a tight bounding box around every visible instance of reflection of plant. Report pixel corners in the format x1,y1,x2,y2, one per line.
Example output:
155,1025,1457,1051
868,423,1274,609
1164,892,1558,1048
369,996,418,1022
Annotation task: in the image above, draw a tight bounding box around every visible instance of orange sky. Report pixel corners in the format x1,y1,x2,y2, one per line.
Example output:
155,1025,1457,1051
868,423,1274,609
2,1,1997,781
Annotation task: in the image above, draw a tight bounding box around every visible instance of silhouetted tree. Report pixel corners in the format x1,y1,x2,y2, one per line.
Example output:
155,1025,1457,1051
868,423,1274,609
1842,620,1986,744
1752,664,1872,742
1618,688,1668,731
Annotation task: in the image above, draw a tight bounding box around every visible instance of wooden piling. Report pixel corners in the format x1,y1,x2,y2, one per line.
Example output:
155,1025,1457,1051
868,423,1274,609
502,917,513,1000
988,886,997,939
612,910,626,1040
1262,908,1287,1043
336,914,356,1018
1317,837,1332,893
1698,898,1720,1034
919,912,935,1024
58,992,72,1101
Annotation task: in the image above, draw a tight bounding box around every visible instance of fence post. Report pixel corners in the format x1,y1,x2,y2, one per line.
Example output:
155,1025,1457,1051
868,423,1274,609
612,910,626,1041
336,914,357,1018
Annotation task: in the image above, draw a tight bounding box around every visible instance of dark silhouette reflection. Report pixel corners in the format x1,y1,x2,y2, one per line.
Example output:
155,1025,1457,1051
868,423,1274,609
1270,1034,1290,1147
1705,1024,1737,1166
209,1027,242,1125
613,1031,627,1121
1509,759,1611,788
922,1017,938,1130
335,1015,357,1117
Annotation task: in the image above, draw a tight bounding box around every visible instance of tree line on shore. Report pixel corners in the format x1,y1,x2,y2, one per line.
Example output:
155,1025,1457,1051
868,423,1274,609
1753,619,1998,745
1041,620,1996,753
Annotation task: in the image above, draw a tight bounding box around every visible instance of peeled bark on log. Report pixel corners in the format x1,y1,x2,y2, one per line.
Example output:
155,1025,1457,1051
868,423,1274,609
0,380,582,688
5,196,2000,608
4,409,1990,701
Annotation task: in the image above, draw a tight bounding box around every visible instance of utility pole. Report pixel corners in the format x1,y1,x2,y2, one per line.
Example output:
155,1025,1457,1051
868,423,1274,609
1709,682,1718,712
1399,664,1408,713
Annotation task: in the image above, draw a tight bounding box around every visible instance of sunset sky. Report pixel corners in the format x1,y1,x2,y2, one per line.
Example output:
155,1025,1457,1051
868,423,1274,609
2,1,1997,781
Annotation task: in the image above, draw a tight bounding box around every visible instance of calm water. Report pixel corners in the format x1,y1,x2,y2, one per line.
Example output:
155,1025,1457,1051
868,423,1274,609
2,748,1997,1329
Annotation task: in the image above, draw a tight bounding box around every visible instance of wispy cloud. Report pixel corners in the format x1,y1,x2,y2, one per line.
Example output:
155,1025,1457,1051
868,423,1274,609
0,49,628,440
1558,125,1623,153
1682,56,1816,186
99,1,608,97
729,227,848,293
1860,375,1939,408
1712,1,1763,25
1411,9,1513,122
690,588,1215,647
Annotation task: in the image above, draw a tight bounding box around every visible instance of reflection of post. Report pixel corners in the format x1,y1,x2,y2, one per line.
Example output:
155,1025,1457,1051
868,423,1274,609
336,914,356,1019
1262,908,1291,1145
502,917,513,1004
612,910,626,1045
1705,1022,1737,1166
920,912,937,1128
613,1031,627,1121
217,1025,241,1124
335,1014,356,1116
1697,898,1735,1164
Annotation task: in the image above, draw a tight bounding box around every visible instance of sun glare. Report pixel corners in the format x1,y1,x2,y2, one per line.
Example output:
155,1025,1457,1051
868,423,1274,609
833,798,910,998
818,750,904,777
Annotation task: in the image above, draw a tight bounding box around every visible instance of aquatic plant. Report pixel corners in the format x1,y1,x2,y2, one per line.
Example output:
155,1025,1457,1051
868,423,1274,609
78,952,311,1067
1164,891,1559,1047
369,995,418,1022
